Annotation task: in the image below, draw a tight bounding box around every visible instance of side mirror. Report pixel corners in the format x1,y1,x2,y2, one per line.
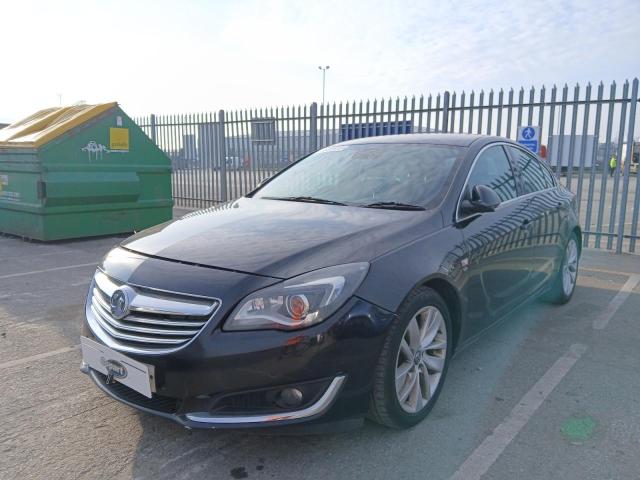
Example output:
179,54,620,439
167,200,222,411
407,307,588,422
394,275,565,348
460,184,501,215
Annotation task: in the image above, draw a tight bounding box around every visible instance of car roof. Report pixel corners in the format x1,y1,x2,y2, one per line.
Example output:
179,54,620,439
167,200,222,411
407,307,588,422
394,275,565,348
337,133,509,148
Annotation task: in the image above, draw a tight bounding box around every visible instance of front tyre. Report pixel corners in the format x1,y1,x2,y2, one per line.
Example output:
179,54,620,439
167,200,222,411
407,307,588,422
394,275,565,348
545,232,580,305
369,288,452,428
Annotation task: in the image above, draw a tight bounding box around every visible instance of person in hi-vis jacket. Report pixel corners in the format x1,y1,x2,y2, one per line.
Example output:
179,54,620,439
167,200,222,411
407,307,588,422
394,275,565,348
609,153,617,177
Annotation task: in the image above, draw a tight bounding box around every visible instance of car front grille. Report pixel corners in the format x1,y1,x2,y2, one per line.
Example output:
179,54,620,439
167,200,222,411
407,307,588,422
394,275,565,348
86,270,220,354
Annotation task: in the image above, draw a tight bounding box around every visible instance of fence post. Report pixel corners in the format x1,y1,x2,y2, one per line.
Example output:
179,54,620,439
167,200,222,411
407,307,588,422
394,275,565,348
218,109,228,202
615,77,638,254
150,114,157,144
442,91,450,133
309,102,318,151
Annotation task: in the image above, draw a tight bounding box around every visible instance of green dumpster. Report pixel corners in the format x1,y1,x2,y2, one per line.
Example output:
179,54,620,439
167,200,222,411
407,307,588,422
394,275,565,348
0,102,173,241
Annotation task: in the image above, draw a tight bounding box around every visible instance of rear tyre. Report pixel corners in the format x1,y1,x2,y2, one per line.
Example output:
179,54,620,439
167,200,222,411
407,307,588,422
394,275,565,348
544,232,580,305
369,288,452,429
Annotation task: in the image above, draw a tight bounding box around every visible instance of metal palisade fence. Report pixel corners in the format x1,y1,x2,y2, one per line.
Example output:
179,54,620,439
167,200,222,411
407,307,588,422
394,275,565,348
135,78,640,254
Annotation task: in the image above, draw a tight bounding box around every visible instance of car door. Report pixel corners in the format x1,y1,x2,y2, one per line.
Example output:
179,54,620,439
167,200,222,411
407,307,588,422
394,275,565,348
506,145,563,290
458,144,533,335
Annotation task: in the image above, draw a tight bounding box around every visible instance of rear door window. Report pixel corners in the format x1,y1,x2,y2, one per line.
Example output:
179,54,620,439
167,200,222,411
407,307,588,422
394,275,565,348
508,146,555,194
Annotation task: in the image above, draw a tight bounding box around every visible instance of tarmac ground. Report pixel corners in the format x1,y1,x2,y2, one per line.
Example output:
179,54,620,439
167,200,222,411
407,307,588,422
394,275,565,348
1,209,639,480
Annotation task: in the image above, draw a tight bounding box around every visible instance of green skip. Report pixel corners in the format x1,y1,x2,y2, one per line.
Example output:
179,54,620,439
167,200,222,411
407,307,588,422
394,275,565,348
561,416,597,442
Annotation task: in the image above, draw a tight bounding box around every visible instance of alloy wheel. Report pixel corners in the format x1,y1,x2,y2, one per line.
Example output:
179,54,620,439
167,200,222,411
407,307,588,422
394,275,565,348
562,239,578,297
395,306,447,414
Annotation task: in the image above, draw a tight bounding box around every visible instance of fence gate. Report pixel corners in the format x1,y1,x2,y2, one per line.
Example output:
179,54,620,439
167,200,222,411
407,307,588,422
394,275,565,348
135,77,640,254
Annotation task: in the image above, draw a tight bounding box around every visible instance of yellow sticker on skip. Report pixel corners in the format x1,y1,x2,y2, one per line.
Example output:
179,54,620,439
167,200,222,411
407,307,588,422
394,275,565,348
109,127,129,151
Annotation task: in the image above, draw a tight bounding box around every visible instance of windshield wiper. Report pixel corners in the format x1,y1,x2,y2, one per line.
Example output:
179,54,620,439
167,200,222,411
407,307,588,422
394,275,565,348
361,201,426,211
262,196,348,206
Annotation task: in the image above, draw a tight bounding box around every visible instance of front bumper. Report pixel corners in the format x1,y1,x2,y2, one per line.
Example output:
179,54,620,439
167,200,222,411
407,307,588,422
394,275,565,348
82,296,396,430
84,366,348,430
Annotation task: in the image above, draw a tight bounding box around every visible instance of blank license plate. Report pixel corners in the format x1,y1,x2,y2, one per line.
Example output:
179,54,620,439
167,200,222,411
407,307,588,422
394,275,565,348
81,336,154,398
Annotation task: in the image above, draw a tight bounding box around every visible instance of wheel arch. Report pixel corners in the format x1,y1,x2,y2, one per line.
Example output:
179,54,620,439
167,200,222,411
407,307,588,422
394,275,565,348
572,225,583,253
420,276,462,352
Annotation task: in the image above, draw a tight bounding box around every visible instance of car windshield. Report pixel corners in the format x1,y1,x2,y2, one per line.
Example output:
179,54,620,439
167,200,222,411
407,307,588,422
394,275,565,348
253,143,464,208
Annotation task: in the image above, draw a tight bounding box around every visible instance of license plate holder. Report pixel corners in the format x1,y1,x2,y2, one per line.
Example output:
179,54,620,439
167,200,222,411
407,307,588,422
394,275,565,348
81,336,155,398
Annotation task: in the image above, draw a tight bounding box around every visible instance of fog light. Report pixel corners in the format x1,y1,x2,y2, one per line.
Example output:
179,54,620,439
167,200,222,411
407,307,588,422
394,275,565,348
279,387,304,407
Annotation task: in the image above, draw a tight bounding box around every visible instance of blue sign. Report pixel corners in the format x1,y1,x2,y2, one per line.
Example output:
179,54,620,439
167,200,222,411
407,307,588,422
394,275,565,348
522,127,536,140
519,140,538,152
517,126,540,154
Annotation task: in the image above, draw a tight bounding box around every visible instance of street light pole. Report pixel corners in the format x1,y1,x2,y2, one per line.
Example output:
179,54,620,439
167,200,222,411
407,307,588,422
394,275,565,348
318,65,330,105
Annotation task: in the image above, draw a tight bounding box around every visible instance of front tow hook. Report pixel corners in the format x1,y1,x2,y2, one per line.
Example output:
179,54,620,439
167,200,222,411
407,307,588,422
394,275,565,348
80,360,90,374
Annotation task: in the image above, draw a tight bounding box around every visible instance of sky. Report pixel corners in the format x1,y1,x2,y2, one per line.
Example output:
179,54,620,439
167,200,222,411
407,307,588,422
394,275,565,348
1,0,639,123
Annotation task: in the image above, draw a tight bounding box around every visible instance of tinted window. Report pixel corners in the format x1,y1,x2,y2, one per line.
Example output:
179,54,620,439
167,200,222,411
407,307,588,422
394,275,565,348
466,146,517,202
508,146,555,193
255,144,464,208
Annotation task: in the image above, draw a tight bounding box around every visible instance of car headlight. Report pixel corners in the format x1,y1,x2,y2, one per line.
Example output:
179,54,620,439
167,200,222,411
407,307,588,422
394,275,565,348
224,263,369,331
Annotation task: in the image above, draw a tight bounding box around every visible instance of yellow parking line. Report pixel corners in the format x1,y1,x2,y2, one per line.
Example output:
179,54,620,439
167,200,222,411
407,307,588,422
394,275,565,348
580,266,634,277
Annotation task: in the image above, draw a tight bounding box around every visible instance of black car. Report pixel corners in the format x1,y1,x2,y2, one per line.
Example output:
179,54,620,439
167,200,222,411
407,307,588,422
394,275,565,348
81,134,581,431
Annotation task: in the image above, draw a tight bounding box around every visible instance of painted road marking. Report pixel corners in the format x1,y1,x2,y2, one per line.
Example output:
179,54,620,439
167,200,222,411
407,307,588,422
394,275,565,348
452,267,639,478
450,344,587,480
592,274,640,330
581,266,636,277
0,262,96,280
1,250,79,260
0,345,80,370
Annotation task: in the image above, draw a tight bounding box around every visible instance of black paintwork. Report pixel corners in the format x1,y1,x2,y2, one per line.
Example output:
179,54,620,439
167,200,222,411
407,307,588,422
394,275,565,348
121,198,441,279
85,134,581,430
